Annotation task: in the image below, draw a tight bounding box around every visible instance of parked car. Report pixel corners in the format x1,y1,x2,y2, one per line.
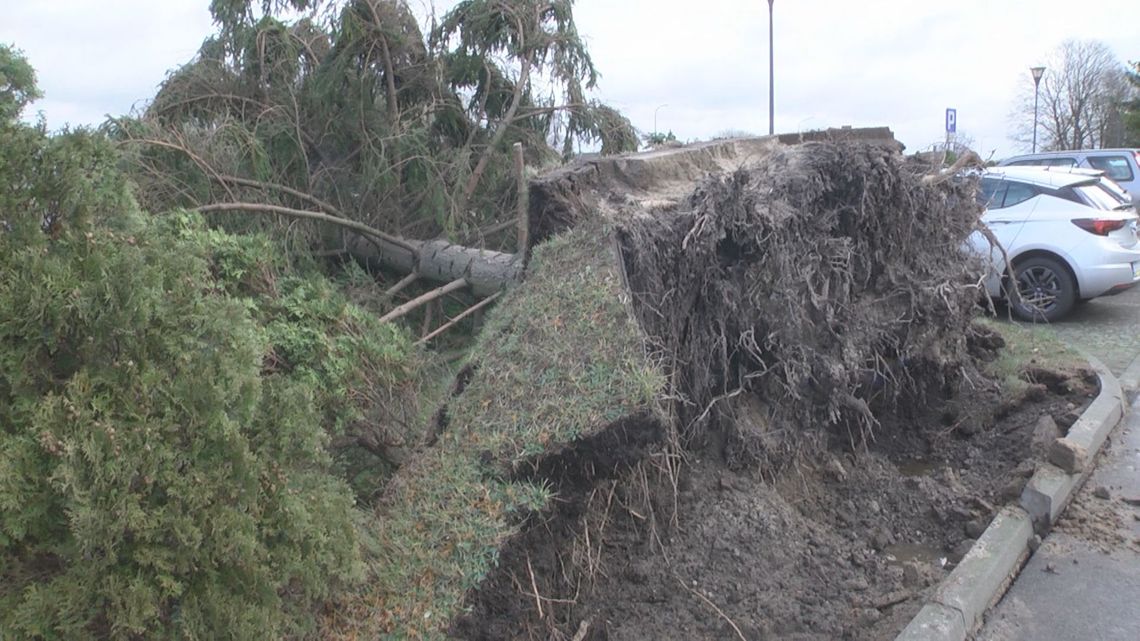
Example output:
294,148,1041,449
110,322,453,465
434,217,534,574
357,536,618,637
998,149,1140,202
967,167,1140,322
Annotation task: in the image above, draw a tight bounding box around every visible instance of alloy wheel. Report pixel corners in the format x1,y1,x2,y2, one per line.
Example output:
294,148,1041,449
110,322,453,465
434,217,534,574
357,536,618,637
1015,265,1061,313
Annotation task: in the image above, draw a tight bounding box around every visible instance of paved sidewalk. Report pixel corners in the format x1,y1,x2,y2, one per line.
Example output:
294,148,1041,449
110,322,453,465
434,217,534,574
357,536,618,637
978,389,1140,641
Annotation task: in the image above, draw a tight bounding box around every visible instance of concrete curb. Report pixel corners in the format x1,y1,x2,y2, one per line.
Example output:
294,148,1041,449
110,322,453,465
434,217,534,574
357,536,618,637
894,355,1125,641
1019,354,1123,533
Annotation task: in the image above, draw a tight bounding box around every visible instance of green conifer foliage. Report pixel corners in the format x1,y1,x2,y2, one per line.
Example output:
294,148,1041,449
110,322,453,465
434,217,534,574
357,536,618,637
0,71,363,639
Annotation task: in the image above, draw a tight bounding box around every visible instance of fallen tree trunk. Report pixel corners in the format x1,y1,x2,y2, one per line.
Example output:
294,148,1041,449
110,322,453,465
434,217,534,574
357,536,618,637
196,201,523,296
346,234,523,297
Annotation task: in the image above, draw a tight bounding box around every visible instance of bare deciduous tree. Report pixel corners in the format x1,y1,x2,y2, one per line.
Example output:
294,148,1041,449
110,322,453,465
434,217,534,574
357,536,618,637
1010,39,1134,151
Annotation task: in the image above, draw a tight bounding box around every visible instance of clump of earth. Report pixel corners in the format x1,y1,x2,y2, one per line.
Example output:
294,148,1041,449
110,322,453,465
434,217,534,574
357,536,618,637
454,360,1095,640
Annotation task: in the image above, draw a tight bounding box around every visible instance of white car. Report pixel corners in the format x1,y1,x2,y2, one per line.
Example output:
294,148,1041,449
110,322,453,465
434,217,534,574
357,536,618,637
969,167,1140,321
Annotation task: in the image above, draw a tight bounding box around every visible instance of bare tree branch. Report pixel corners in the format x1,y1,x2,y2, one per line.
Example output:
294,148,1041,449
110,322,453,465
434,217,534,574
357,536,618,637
416,291,501,345
196,202,416,251
1010,39,1132,151
378,277,468,323
218,175,348,216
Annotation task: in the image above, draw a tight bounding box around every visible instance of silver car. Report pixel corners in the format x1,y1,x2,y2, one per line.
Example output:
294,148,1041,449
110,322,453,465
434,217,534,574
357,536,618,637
998,149,1140,203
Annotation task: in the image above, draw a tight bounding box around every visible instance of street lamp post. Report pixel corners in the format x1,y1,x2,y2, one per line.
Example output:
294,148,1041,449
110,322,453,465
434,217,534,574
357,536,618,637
768,0,775,135
653,103,668,138
1031,66,1045,153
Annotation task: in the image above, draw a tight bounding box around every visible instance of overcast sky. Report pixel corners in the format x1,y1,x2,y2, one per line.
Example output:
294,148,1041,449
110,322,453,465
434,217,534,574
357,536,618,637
4,0,1137,158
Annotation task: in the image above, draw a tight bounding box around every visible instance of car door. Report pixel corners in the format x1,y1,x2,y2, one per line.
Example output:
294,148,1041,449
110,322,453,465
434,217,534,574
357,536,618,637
972,177,1042,290
980,178,1039,247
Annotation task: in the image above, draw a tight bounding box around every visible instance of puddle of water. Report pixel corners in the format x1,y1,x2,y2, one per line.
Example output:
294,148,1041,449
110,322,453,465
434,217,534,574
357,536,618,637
882,542,945,567
896,459,944,477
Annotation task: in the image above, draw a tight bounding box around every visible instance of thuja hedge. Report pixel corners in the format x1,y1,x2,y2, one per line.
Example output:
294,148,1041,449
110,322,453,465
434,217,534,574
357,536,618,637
0,118,376,638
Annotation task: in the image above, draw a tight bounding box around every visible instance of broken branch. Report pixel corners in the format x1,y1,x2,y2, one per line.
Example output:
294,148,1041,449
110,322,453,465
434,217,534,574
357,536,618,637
416,292,502,345
514,141,529,255
196,202,416,252
378,278,468,324
385,273,419,298
217,175,347,217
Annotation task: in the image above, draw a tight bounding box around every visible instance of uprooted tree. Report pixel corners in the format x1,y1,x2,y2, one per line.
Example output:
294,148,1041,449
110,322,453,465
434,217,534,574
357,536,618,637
113,0,638,309
2,4,1006,636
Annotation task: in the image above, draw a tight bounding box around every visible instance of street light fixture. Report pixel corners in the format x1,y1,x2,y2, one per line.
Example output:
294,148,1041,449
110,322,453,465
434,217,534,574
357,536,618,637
768,0,775,136
1031,66,1045,153
654,103,669,138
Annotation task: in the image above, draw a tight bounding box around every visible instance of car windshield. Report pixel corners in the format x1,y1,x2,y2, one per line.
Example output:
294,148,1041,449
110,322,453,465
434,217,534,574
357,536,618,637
1074,182,1130,211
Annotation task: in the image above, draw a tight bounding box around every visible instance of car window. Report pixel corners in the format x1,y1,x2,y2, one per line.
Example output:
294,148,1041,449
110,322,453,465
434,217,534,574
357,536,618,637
1051,187,1085,205
1074,182,1126,210
1086,156,1135,182
1002,181,1038,208
979,177,1006,208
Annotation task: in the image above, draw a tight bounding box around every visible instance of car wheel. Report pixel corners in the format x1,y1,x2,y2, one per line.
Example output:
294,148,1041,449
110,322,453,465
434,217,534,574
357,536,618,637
1008,256,1076,322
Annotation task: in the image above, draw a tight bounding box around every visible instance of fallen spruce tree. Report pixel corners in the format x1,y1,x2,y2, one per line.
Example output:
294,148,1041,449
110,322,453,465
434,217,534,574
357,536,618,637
328,136,993,639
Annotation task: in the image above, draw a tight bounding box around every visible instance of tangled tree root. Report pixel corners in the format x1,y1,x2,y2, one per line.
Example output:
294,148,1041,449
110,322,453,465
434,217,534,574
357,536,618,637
618,141,985,469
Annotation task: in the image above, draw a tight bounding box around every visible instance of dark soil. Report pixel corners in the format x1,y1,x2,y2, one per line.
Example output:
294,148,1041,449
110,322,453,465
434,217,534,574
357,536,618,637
452,362,1096,641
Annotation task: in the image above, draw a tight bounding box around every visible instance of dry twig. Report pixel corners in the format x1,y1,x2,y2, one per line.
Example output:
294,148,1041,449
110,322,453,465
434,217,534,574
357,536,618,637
416,292,502,345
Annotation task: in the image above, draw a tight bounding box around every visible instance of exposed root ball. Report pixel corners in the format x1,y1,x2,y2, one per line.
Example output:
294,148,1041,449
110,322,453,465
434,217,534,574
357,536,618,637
618,141,984,467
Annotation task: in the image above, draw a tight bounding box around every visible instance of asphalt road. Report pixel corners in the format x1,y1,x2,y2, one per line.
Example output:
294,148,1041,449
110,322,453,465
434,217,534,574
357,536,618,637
977,288,1140,641
1030,285,1140,375
978,393,1140,641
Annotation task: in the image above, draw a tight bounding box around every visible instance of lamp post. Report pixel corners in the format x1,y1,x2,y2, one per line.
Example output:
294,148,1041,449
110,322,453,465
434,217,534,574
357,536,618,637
1031,66,1045,153
768,0,775,135
653,103,668,138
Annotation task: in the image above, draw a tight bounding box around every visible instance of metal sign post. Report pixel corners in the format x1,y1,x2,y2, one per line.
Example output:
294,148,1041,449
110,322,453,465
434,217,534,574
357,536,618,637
945,108,957,158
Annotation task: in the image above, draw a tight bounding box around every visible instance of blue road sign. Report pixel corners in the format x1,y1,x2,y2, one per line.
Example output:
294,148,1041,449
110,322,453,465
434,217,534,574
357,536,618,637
946,108,957,134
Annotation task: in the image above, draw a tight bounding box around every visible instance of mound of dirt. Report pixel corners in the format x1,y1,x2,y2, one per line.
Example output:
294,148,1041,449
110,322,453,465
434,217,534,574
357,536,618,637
454,357,1095,641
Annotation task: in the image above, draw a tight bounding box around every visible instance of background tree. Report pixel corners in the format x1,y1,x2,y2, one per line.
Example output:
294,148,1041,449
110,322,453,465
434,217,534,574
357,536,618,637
1124,61,1140,146
1010,39,1134,151
0,45,42,122
927,131,980,165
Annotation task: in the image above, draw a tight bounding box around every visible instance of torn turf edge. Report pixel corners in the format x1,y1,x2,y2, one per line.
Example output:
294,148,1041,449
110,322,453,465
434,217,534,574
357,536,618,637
895,353,1125,641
